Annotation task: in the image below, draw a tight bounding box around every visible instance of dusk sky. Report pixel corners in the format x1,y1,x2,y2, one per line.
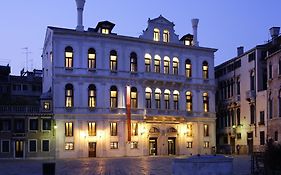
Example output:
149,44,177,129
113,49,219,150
1,0,281,75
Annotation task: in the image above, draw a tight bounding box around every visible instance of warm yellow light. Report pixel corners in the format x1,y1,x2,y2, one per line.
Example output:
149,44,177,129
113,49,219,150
232,125,236,129
54,125,57,129
140,126,146,135
97,130,105,138
80,131,86,138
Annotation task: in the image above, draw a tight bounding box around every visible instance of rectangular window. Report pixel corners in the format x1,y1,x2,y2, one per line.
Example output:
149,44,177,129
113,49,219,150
204,141,210,148
237,80,240,95
42,118,51,131
187,142,193,148
1,140,10,153
173,61,178,75
43,102,50,110
250,74,255,91
259,111,265,125
187,124,192,137
110,55,117,71
145,58,151,72
14,119,25,133
29,119,38,131
154,59,160,73
237,133,242,139
65,122,73,137
260,131,265,145
88,122,96,136
164,60,169,74
65,142,74,150
42,140,50,152
110,142,118,149
132,123,138,136
203,124,209,137
102,28,109,34
248,52,256,62
145,92,151,108
110,122,117,136
250,105,255,124
0,119,11,131
130,142,138,149
29,140,37,152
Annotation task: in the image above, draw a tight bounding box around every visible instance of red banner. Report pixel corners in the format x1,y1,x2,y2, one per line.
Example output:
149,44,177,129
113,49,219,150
126,86,131,142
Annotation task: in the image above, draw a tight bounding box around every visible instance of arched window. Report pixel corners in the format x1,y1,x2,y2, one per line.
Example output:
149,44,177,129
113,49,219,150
164,89,170,109
167,127,177,133
163,30,170,43
88,48,96,69
153,28,160,41
186,91,192,112
154,55,161,73
164,56,170,74
173,90,179,110
155,88,161,109
173,57,179,75
131,87,138,109
202,61,209,79
145,87,152,108
110,50,117,71
65,46,73,68
145,53,151,72
185,59,192,78
65,84,73,107
110,86,118,108
203,92,209,112
88,84,96,108
130,52,137,72
149,127,160,133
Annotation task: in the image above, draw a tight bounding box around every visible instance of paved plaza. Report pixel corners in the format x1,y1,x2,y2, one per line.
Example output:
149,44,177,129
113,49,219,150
0,155,250,175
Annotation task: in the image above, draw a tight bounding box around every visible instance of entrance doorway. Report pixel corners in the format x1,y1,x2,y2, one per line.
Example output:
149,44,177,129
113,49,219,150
15,140,24,158
230,137,235,154
247,132,253,154
88,142,96,157
149,138,157,155
168,137,176,155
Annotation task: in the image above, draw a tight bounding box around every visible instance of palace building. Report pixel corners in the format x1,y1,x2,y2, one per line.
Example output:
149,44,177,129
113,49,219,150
41,0,217,158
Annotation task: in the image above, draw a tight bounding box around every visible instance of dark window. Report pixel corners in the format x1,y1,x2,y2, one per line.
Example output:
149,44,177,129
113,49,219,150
1,140,10,153
29,140,37,152
237,133,242,139
65,122,73,137
65,46,73,68
250,104,255,124
269,63,273,79
88,48,96,69
110,86,118,108
275,131,278,141
250,72,255,91
110,122,117,136
0,119,11,131
42,140,49,152
269,95,273,119
260,131,265,145
23,85,28,91
110,50,117,71
237,79,240,95
279,91,281,117
131,87,138,109
260,111,265,124
237,108,241,125
185,59,192,78
202,61,209,79
65,84,74,107
88,84,96,108
88,122,96,136
279,59,281,76
14,119,25,133
42,119,51,131
130,52,137,72
231,110,235,126
248,52,256,62
29,119,38,131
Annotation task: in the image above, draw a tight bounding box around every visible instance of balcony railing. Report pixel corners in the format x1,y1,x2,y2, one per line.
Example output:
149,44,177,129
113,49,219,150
0,105,40,114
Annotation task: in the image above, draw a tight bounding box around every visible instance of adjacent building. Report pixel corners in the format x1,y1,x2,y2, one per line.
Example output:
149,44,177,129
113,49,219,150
41,0,217,158
215,27,281,154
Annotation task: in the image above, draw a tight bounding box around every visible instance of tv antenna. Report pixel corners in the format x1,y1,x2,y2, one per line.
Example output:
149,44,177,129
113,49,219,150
22,47,32,71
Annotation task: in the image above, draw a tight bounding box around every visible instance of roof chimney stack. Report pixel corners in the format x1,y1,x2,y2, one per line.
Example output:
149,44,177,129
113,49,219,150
191,18,199,46
75,0,86,31
237,46,244,56
269,27,280,39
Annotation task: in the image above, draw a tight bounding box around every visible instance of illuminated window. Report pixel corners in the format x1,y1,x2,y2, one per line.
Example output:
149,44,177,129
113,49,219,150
132,123,138,136
29,119,38,131
154,55,161,73
203,92,209,112
149,127,160,133
88,48,96,69
185,59,192,78
65,46,73,68
167,127,177,133
28,140,37,152
110,86,118,108
42,140,50,152
184,40,192,46
187,124,192,136
131,87,138,109
130,142,138,149
155,88,161,109
163,30,170,42
202,61,209,79
145,54,151,72
65,122,73,137
101,28,109,34
110,142,118,149
42,119,51,131
153,28,160,41
65,84,73,108
173,90,179,110
145,87,152,108
187,142,192,148
110,50,117,71
204,141,210,148
164,89,170,109
65,142,74,150
88,84,96,108
164,56,170,74
203,124,209,137
110,122,117,136
186,91,192,112
173,57,179,75
43,101,50,110
88,122,96,136
130,52,137,72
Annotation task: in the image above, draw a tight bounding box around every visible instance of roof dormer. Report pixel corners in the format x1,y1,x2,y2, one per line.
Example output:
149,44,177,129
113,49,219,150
140,15,179,44
92,21,115,34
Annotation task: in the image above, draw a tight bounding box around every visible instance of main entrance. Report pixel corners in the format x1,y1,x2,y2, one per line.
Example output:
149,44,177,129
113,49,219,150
15,140,24,158
247,132,253,154
88,142,96,157
168,137,176,155
149,138,157,155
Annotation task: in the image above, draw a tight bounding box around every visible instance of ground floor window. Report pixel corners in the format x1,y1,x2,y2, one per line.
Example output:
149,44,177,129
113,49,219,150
203,141,210,148
65,142,74,150
130,142,138,149
42,140,50,152
110,142,118,149
1,140,10,153
187,142,192,148
29,140,37,152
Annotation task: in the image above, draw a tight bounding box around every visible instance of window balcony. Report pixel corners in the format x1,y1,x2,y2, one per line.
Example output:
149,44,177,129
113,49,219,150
246,90,256,102
0,105,40,114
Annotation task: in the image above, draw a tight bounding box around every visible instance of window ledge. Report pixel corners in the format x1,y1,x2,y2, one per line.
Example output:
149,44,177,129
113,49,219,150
65,68,73,70
88,68,96,72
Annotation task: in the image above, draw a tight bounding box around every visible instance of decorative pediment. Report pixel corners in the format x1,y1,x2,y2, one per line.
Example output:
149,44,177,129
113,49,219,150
148,15,175,27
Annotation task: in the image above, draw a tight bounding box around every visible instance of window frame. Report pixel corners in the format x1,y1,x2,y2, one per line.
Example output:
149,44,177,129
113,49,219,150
131,87,138,109
185,59,192,78
130,52,138,72
65,84,74,108
29,118,39,131
88,84,96,108
1,140,10,153
88,122,96,136
145,88,152,108
110,122,118,136
155,88,161,109
203,92,209,112
42,118,51,131
110,50,118,72
65,142,74,150
28,139,37,153
65,122,74,137
88,48,96,69
153,28,160,41
41,139,50,152
110,86,118,108
186,91,192,112
65,46,73,69
202,61,209,79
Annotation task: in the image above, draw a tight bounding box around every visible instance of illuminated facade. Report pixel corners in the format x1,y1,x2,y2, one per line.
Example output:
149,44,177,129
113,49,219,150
215,27,281,154
42,14,217,158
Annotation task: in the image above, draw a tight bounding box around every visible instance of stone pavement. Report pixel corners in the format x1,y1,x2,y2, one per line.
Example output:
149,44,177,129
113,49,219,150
0,155,251,175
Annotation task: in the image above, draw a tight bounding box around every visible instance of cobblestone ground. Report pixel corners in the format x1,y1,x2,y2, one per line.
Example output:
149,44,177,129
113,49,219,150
0,155,251,175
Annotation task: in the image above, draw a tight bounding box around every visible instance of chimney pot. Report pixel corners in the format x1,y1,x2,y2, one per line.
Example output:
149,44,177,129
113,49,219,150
191,18,199,46
75,0,86,31
269,27,280,39
237,46,244,56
